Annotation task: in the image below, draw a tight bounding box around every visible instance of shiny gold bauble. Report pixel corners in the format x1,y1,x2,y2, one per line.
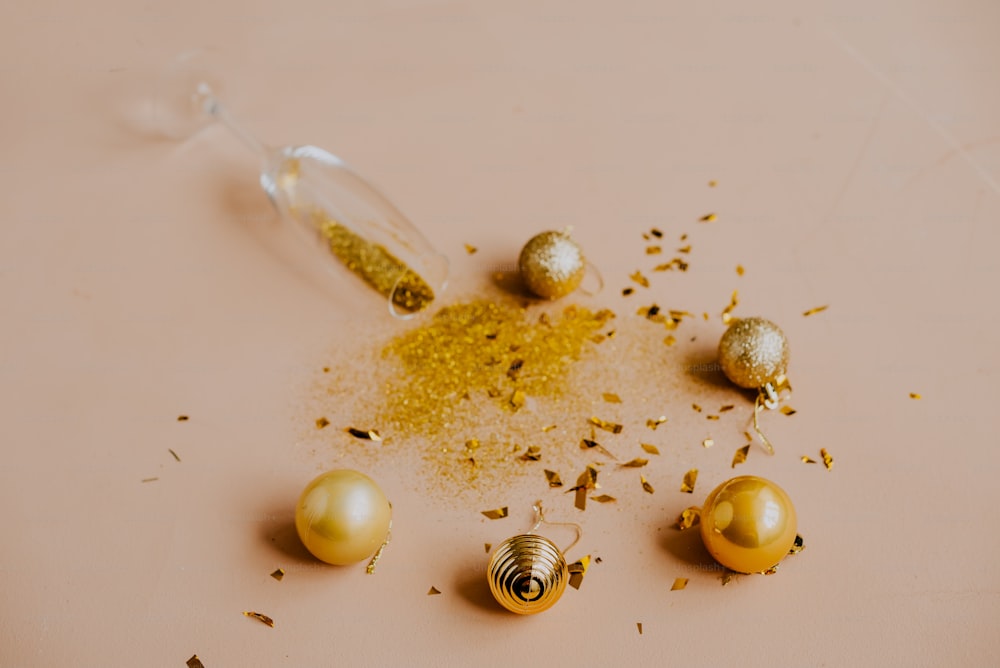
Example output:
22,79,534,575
487,534,568,614
518,230,586,299
718,317,789,389
699,476,797,574
294,469,391,566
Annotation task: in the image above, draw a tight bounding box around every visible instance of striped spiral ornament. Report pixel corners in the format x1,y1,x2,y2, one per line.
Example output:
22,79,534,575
487,534,568,615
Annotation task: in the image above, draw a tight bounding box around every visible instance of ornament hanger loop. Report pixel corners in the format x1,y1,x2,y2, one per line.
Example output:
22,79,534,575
528,500,582,554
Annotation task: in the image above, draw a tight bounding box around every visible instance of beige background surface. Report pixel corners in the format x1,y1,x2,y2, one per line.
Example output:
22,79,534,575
2,0,999,666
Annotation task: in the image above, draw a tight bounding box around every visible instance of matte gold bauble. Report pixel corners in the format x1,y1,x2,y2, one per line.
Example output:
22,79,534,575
518,230,585,299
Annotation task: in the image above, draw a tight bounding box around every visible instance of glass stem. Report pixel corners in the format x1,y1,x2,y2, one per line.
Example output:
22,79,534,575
196,82,268,159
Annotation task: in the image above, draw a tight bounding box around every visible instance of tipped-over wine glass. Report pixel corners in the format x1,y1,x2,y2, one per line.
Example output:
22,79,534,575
155,52,448,318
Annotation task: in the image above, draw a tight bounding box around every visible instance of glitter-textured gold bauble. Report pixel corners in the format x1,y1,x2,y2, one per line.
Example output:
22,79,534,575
295,469,391,566
699,476,797,574
518,230,586,299
487,534,568,614
718,317,789,389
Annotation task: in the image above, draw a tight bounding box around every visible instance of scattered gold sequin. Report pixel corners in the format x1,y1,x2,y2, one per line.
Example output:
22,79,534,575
680,469,698,493
428,586,442,595
629,271,650,288
592,494,617,503
620,458,648,468
544,470,563,487
721,290,739,324
781,406,797,416
646,416,667,430
702,439,714,448
168,448,181,462
510,389,526,410
315,417,330,429
640,443,660,455
602,393,622,403
700,213,717,222
641,475,654,494
802,305,828,317
589,416,623,434
646,246,662,255
481,507,509,520
910,392,922,400
736,264,744,276
691,404,702,413
677,507,701,530
671,578,689,591
706,415,720,421
270,568,284,581
187,656,205,668
650,228,663,238
464,244,477,255
346,427,381,441
664,335,676,346
731,445,750,468
801,456,816,464
520,445,542,461
821,448,834,470
243,611,274,628
622,287,634,296
568,555,591,590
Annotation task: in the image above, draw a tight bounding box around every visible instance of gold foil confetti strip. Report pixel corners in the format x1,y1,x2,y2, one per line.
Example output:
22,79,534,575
485,543,492,553
780,406,797,416
544,469,563,487
428,586,442,595
570,466,599,511
168,449,181,462
664,335,677,346
821,448,834,470
520,446,542,461
622,287,634,296
506,359,524,380
708,180,718,187
346,427,381,441
243,611,274,628
671,578,689,591
365,517,392,575
510,389,526,410
700,213,717,222
646,246,662,255
542,425,557,432
752,395,776,455
703,312,710,320
691,404,702,413
651,228,663,238
680,469,698,493
802,305,828,317
315,417,330,429
637,623,643,635
801,456,816,464
721,571,735,586
736,264,744,276
620,458,648,468
789,534,805,555
641,475,654,494
592,494,617,503
590,416,623,434
629,271,650,288
141,477,158,483
706,415,720,421
270,568,284,581
602,393,622,403
910,392,922,400
187,656,205,668
721,290,739,324
731,445,750,468
464,244,477,255
677,245,692,254
646,416,667,430
481,507,509,520
640,443,660,455
719,404,735,413
677,507,701,530
580,439,616,459
568,555,591,590
177,415,189,422
702,439,714,448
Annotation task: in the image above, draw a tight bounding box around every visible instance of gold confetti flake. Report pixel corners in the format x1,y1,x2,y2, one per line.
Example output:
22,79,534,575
821,448,834,470
641,475,655,494
464,244,477,255
700,213,717,222
510,389,526,410
589,416,623,434
270,568,285,581
721,571,735,586
315,417,330,429
542,425,557,432
677,507,701,530
801,456,816,464
646,416,667,430
346,427,381,441
568,555,591,590
629,271,650,288
544,469,563,487
663,335,676,346
646,246,662,255
702,439,714,448
520,446,542,461
721,289,739,324
718,405,735,413
650,228,663,238
620,458,648,468
141,477,158,483
671,578,689,591
680,469,698,493
602,392,622,403
570,466,599,511
780,406,797,416
910,392,922,400
580,439,616,459
428,586,442,595
706,415,720,421
622,287,634,296
708,180,718,187
640,443,660,455
484,543,492,553
691,404,702,413
187,656,205,668
243,611,274,628
802,305,828,317
731,445,750,468
177,415,189,422
677,245,692,254
789,534,805,555
736,264,744,276
168,449,181,462
481,507,509,520
591,494,617,503
637,622,643,635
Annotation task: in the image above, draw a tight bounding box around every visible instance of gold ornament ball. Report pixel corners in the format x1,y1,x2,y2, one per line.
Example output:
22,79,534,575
718,316,789,389
699,475,797,574
518,230,586,299
294,469,391,566
487,534,568,615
